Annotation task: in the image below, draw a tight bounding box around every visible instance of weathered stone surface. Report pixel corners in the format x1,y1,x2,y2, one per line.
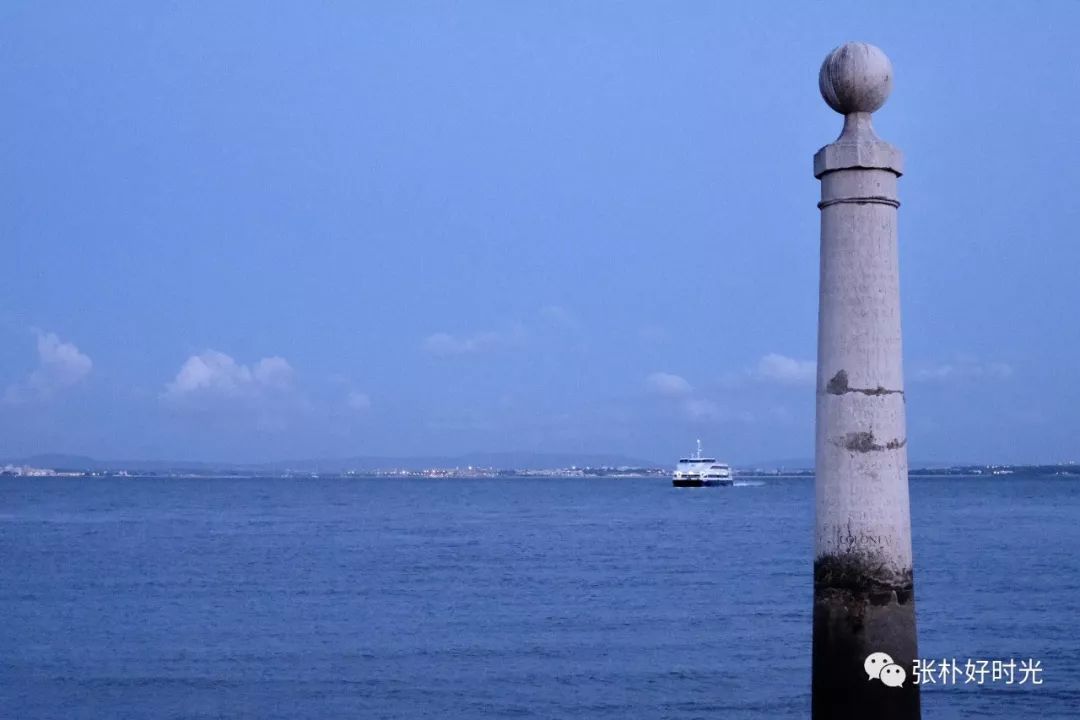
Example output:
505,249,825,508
819,42,893,115
814,137,903,178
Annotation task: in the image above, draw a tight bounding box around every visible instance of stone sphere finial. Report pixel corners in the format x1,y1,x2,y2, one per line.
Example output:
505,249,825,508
819,42,893,115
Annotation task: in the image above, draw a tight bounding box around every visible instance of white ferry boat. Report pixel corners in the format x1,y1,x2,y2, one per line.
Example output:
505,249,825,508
672,440,733,487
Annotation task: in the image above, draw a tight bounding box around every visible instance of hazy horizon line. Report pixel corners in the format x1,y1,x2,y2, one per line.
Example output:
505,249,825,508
6,450,1074,471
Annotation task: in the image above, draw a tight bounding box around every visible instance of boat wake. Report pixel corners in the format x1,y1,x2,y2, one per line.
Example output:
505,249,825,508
733,480,766,487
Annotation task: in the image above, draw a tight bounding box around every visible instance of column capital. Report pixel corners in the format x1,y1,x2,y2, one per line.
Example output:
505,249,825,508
814,138,903,178
814,43,902,178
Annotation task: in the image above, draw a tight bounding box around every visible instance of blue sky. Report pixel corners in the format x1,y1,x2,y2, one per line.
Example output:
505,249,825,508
2,2,1078,464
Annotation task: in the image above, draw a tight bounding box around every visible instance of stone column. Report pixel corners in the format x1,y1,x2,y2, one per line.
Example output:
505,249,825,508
812,43,920,719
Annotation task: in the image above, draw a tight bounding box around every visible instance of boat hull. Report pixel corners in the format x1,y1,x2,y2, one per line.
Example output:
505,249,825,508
672,478,733,487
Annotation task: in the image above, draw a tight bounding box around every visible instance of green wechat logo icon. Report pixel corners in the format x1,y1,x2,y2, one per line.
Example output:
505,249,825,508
865,652,907,688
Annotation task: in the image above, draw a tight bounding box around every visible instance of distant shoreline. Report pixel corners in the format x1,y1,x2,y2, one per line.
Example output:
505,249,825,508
2,464,1078,480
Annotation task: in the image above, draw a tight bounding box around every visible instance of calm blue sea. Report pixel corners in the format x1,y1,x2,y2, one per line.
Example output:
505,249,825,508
2,474,1079,719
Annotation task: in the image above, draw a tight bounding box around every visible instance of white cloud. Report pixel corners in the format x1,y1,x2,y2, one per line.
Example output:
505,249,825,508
644,372,730,423
347,391,372,411
422,322,531,356
4,331,92,403
424,306,578,358
754,353,817,386
645,371,693,397
252,356,293,389
914,360,1013,383
162,350,294,402
422,330,504,356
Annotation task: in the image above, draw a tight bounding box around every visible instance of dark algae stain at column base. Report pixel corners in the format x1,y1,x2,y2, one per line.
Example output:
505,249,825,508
813,554,920,719
815,554,914,605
